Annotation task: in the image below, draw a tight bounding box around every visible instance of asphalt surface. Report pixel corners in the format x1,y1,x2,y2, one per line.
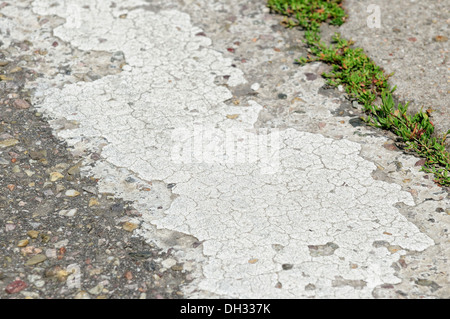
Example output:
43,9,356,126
0,0,448,299
338,0,449,145
0,34,192,299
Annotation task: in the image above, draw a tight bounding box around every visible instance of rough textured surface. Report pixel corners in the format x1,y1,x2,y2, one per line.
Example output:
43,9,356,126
0,24,192,301
0,0,449,299
338,0,449,142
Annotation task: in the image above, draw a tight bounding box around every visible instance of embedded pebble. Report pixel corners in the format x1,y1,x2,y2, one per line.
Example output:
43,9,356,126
59,208,77,217
89,197,99,207
13,99,31,109
5,280,28,294
18,239,29,247
122,221,138,232
0,139,19,148
65,189,80,197
161,258,177,269
88,284,104,295
27,230,39,239
50,172,64,181
251,83,260,91
25,254,47,266
74,291,91,299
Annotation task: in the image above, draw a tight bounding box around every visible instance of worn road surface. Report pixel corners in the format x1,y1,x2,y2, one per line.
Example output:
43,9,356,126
0,0,448,299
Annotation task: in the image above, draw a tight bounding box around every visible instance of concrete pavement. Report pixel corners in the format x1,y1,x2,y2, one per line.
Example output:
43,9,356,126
0,0,448,298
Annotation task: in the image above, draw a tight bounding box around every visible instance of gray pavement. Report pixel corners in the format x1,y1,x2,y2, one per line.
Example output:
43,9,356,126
0,0,448,299
338,0,449,144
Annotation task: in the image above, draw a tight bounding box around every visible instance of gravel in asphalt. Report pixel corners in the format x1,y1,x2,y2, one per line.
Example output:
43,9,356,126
0,50,192,299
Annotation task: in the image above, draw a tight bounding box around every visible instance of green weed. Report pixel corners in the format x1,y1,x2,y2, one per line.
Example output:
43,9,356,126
267,0,346,32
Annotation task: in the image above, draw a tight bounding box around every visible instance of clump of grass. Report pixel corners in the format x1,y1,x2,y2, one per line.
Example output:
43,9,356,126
366,92,450,186
296,33,392,105
267,0,346,32
267,0,450,186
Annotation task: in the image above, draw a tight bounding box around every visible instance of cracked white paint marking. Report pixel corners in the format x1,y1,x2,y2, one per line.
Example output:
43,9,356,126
31,0,434,298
